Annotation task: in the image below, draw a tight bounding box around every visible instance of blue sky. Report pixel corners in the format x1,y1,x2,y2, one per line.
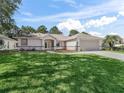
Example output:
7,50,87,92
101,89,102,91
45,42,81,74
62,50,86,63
14,0,124,36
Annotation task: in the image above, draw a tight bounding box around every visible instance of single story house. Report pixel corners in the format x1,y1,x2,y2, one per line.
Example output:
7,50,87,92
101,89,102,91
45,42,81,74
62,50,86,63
16,33,103,51
0,34,17,50
122,38,124,44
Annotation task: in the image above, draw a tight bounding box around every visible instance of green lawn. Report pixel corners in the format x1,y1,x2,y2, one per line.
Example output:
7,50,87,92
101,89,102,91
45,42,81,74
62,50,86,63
114,50,124,54
0,52,124,93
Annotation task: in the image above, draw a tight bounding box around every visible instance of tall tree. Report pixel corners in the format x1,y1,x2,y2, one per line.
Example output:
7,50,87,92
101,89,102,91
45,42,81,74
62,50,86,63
37,25,48,33
6,25,20,38
0,26,4,34
69,29,79,36
20,26,35,36
0,0,21,32
103,35,122,50
50,26,62,34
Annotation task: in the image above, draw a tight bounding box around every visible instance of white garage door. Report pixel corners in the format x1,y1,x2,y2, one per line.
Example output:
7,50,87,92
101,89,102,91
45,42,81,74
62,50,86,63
66,40,77,50
80,40,100,51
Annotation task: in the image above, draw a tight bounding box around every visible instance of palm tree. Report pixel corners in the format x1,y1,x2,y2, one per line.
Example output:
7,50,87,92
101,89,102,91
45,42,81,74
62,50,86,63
103,35,122,50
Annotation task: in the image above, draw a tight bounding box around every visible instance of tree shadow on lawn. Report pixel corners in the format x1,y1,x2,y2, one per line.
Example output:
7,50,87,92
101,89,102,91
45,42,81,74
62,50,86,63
0,52,124,93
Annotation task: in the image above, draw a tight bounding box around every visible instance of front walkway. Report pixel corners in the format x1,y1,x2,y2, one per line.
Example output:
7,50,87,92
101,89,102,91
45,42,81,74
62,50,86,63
54,51,124,61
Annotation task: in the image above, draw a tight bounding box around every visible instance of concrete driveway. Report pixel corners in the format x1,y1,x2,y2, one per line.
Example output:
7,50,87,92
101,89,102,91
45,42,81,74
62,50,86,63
80,51,124,61
52,51,124,61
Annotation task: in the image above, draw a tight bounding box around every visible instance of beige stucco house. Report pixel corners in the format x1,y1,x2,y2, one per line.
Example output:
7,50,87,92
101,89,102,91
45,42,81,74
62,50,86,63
16,33,103,51
0,35,17,50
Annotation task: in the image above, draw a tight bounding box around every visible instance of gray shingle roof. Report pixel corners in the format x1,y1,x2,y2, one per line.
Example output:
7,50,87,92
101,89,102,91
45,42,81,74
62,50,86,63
16,33,103,41
0,34,17,41
65,33,103,41
30,33,68,41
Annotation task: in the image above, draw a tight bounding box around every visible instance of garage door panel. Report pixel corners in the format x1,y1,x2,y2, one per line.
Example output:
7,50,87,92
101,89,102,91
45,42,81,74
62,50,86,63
80,40,100,51
66,40,77,50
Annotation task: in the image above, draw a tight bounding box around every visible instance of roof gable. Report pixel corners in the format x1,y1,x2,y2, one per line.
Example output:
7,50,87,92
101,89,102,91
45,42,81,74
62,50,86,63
0,34,17,41
65,33,103,41
78,33,103,40
42,34,57,40
30,33,68,41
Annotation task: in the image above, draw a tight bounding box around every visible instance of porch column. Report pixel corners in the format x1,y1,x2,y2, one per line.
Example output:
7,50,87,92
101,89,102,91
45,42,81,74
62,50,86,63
99,40,103,50
54,40,57,50
77,38,80,51
42,39,45,50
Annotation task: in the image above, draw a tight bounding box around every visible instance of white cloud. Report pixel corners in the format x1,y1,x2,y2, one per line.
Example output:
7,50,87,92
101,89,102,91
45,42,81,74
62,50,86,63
49,4,59,8
57,16,117,33
18,0,124,23
89,31,104,37
52,0,83,9
85,16,117,28
53,0,77,8
57,19,85,32
119,11,124,16
21,12,33,17
108,32,124,38
109,32,119,35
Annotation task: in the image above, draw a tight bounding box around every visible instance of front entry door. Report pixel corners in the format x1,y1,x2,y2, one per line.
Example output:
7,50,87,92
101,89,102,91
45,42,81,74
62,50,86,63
45,40,54,50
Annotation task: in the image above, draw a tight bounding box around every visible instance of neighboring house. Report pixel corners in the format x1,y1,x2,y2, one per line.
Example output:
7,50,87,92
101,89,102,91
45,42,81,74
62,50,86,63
0,35,17,50
16,33,103,51
123,38,124,44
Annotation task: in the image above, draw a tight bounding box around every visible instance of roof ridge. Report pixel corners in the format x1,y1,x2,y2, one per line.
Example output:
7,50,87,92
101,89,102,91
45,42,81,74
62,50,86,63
0,34,17,41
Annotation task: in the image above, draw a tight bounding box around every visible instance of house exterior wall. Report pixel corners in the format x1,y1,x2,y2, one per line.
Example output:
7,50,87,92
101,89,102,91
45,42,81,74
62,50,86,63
17,37,65,50
3,40,10,49
0,39,17,50
16,34,103,51
122,39,124,44
17,38,102,51
42,35,57,50
28,39,42,46
56,41,65,50
80,39,101,51
17,38,42,50
28,39,42,50
66,40,77,50
8,40,17,49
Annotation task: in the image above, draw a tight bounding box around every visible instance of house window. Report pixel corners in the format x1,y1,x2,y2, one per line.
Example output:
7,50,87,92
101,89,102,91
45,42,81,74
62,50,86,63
56,42,60,47
21,39,28,46
45,42,47,48
0,40,4,46
16,43,18,47
7,42,9,48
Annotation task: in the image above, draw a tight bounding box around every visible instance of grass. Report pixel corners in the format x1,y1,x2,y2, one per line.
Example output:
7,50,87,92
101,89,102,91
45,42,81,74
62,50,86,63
114,50,124,54
0,52,124,93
